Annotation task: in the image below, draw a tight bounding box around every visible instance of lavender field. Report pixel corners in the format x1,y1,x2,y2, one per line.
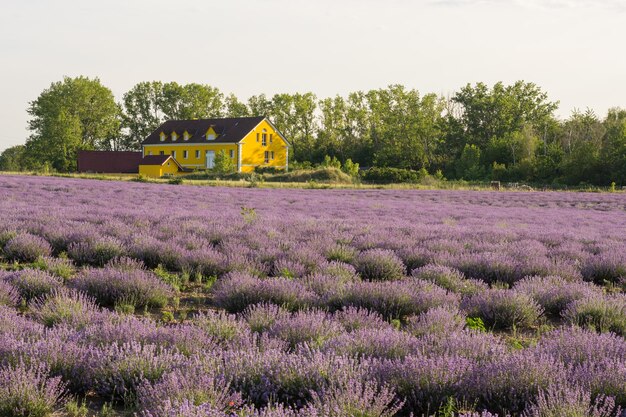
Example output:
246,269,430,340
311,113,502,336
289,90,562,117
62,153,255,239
1,175,626,417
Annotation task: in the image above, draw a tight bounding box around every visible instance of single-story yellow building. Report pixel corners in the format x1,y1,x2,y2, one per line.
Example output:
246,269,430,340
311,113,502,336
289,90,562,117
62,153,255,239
138,155,183,177
141,116,290,173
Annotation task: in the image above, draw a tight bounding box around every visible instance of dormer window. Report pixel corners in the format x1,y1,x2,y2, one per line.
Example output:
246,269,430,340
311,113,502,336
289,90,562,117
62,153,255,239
183,131,190,141
171,132,178,141
159,132,166,142
207,133,215,141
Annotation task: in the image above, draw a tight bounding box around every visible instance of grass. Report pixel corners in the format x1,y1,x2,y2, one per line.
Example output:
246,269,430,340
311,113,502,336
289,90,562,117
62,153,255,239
0,170,622,193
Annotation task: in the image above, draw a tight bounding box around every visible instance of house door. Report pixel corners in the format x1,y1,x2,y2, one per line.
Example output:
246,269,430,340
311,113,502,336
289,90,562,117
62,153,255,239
206,151,215,169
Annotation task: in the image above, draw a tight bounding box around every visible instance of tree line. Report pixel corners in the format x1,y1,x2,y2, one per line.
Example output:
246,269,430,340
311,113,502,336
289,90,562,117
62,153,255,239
1,76,625,185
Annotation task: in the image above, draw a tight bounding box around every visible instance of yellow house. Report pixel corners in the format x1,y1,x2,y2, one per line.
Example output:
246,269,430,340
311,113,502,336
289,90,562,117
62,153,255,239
138,155,183,177
141,116,290,174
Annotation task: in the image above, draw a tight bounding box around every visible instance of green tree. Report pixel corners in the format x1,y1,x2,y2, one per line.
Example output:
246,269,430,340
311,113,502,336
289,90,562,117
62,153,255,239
225,94,250,117
456,144,484,180
121,81,165,150
600,108,626,185
452,81,558,151
342,158,360,177
0,145,26,171
25,76,120,171
121,82,224,150
213,150,235,174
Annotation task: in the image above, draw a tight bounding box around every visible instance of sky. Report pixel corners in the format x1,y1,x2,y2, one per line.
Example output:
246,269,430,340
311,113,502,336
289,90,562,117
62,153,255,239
1,0,625,152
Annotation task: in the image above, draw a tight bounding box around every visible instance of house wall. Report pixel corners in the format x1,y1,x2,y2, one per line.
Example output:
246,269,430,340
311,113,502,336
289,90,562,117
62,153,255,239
240,119,288,172
139,160,180,178
143,144,238,169
139,165,163,177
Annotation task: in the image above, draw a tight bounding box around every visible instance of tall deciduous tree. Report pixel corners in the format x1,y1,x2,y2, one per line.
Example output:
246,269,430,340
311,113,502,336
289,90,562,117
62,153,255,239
25,76,120,171
121,82,225,150
453,81,558,150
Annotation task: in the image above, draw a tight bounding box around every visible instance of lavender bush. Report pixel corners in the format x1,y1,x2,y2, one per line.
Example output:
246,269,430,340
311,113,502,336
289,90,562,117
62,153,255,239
70,267,174,308
29,288,101,328
6,268,63,301
354,249,406,281
461,289,544,330
3,233,52,262
0,361,67,417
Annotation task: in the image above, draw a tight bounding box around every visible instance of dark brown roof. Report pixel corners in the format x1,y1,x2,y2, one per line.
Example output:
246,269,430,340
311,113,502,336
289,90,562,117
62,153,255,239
77,151,142,173
140,155,172,165
142,116,266,145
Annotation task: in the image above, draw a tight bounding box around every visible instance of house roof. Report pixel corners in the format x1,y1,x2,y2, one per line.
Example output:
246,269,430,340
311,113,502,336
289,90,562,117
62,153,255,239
77,151,142,173
142,116,266,145
140,155,172,165
140,155,185,171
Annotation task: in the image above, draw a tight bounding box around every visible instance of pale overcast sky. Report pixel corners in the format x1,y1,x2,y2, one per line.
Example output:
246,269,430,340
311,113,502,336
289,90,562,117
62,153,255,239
1,0,624,151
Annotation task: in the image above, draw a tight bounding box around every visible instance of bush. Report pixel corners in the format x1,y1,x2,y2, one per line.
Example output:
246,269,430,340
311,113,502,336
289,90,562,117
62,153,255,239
333,306,391,333
268,309,343,349
0,280,20,307
303,379,402,417
243,303,291,333
522,384,622,417
70,267,173,308
6,268,63,301
354,249,406,281
67,236,125,266
406,306,466,337
211,272,317,313
136,366,242,415
465,352,568,415
92,342,185,405
582,252,626,284
222,348,367,408
374,355,473,415
265,168,354,184
191,309,249,344
325,244,357,264
514,275,600,318
412,264,487,296
0,361,67,417
323,327,420,359
3,233,52,262
29,288,101,328
562,295,626,336
344,278,459,320
31,256,75,280
361,167,420,184
461,289,543,330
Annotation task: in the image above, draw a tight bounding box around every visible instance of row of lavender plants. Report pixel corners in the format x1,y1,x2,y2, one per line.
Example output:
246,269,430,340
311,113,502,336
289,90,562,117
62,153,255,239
0,175,625,416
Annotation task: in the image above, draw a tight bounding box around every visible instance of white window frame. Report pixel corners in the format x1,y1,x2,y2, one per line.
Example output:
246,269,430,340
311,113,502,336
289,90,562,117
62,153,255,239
271,151,274,160
229,149,234,158
172,132,177,141
264,151,269,163
172,150,176,159
183,150,188,159
195,150,200,159
160,132,166,142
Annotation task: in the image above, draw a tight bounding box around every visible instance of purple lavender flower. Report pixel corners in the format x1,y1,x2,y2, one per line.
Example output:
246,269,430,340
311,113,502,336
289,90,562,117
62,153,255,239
3,233,52,262
5,268,63,301
354,249,406,281
461,288,543,330
70,266,174,308
0,361,67,416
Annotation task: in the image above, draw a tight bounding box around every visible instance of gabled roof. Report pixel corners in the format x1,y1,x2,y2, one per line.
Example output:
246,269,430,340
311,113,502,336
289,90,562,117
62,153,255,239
140,155,182,170
142,116,266,145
